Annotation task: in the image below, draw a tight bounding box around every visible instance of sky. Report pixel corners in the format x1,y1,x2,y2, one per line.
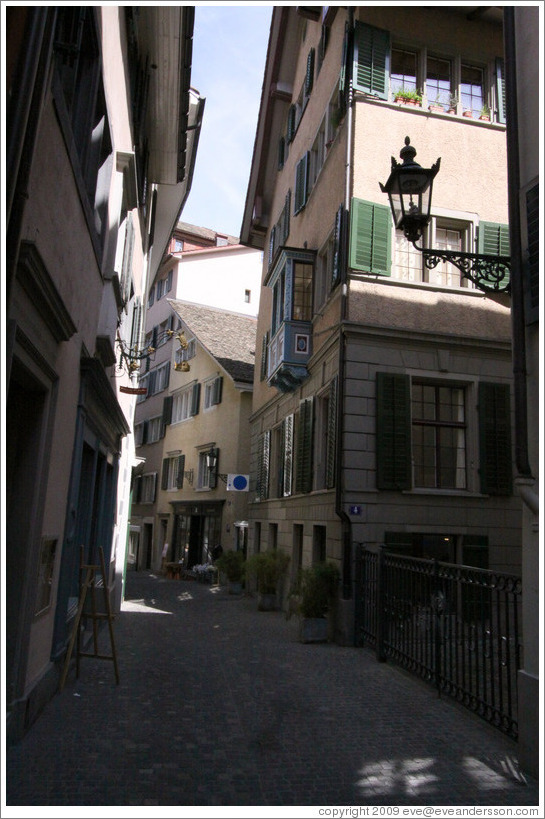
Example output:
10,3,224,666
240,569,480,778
180,4,273,239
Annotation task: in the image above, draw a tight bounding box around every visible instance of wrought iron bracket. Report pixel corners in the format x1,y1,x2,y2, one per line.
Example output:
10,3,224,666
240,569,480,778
408,236,511,293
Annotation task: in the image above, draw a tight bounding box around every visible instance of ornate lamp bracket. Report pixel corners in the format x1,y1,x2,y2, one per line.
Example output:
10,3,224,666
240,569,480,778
408,235,511,294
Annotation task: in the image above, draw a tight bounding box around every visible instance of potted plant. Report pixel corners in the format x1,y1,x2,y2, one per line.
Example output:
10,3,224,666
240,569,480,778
215,549,245,594
393,87,423,106
463,108,473,118
447,95,459,114
298,561,340,643
246,549,290,610
479,104,491,121
428,94,445,113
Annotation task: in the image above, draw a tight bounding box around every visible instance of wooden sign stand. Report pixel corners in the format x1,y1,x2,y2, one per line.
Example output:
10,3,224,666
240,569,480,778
59,545,119,691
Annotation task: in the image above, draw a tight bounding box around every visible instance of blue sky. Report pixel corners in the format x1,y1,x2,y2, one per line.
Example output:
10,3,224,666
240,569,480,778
181,4,273,239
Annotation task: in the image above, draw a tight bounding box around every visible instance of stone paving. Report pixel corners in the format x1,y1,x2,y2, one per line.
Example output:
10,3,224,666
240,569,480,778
5,570,541,810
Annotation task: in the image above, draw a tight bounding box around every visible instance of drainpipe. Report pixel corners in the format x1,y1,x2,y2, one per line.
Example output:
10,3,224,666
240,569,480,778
336,7,355,602
503,9,533,484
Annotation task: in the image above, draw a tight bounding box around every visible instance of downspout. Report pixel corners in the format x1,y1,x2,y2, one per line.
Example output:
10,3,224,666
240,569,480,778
336,7,355,602
503,9,533,484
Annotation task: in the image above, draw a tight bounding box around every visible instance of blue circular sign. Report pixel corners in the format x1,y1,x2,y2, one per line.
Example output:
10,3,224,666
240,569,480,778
232,475,248,491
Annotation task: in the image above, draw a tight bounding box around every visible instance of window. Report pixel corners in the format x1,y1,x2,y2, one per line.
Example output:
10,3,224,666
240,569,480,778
174,238,184,252
426,55,451,110
198,450,214,490
134,422,144,447
147,288,155,308
149,362,170,395
394,217,475,287
460,63,484,117
146,415,163,444
293,261,313,321
216,235,229,247
294,152,310,214
136,373,148,403
140,473,157,503
257,431,271,500
316,232,335,309
162,454,185,490
412,383,467,489
376,373,513,495
172,383,200,423
391,47,417,96
353,21,505,123
245,289,251,303
204,376,223,409
175,338,196,364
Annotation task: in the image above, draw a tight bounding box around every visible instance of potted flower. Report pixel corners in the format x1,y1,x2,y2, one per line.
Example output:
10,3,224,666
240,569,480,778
215,549,245,594
298,561,340,643
428,94,445,114
447,95,459,114
463,107,474,118
246,549,290,610
393,87,423,106
479,104,491,121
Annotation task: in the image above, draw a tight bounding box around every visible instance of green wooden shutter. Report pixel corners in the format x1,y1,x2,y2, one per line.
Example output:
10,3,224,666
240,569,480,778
350,198,391,276
326,377,338,489
478,382,513,495
495,57,506,124
258,431,270,500
331,204,344,289
176,454,185,489
353,21,390,100
287,104,296,143
305,48,315,96
376,372,411,490
212,376,223,405
294,153,309,214
296,397,314,494
260,331,269,381
161,458,169,490
478,220,510,287
190,382,200,416
283,414,294,497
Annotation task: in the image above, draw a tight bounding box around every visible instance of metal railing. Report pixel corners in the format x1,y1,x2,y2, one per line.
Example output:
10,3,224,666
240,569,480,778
355,547,522,739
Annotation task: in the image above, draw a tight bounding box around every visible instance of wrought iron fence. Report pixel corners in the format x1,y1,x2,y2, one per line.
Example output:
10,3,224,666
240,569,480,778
355,546,522,739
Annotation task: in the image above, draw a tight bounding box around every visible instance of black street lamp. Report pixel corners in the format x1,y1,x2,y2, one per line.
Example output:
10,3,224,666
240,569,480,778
379,136,511,293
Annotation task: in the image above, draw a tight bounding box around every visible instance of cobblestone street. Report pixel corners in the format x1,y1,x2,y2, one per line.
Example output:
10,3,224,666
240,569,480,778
5,571,540,812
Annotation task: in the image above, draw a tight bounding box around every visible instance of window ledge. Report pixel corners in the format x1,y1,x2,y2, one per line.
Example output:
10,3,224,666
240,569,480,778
351,273,488,297
357,94,506,128
402,489,487,498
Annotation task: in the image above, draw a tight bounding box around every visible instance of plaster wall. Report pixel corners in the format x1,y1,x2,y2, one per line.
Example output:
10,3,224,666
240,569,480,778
175,246,263,316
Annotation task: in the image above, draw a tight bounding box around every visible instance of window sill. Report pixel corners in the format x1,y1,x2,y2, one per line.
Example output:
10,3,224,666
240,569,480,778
351,273,489,297
357,94,506,128
402,488,487,498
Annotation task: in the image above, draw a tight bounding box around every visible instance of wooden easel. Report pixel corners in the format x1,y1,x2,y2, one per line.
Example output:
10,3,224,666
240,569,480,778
59,545,119,691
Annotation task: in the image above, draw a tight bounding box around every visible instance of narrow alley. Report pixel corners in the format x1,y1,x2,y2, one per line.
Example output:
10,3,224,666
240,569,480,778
5,571,539,810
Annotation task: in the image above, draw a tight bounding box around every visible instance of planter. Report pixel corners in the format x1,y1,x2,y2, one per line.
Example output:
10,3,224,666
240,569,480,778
428,104,444,113
463,110,473,118
479,115,490,121
300,617,328,644
258,592,277,611
395,96,421,107
447,108,457,115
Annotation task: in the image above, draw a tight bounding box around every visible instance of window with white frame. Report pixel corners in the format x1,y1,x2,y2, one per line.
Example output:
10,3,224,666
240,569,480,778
175,337,196,364
204,376,223,409
315,230,335,310
394,215,476,288
150,362,170,395
140,473,157,503
134,422,144,447
172,382,200,424
197,450,212,490
164,455,183,490
147,415,163,444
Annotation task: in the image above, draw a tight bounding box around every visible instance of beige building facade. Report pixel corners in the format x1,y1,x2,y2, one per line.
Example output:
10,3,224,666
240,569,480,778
242,4,519,639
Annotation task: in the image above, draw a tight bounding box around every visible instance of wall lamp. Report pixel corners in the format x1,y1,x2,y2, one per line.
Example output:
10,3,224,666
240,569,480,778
379,137,511,293
206,446,228,484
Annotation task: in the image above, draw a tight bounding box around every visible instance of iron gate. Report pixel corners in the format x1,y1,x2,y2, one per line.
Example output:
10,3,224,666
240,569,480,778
355,547,522,739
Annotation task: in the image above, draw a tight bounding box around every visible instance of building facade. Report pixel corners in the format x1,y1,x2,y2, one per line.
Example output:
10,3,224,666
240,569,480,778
129,224,262,571
5,6,202,741
241,6,518,640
